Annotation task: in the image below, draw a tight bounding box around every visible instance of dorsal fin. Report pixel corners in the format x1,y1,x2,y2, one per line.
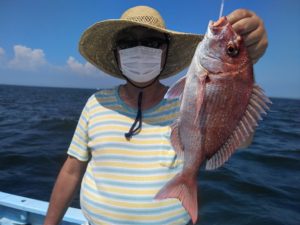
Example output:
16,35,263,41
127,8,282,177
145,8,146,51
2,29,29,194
205,84,272,170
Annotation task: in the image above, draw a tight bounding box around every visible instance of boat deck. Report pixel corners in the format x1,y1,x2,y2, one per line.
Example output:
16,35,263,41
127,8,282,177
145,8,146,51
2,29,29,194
0,191,87,225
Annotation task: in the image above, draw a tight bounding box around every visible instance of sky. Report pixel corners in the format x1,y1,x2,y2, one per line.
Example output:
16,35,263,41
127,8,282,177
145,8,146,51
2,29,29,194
0,0,299,99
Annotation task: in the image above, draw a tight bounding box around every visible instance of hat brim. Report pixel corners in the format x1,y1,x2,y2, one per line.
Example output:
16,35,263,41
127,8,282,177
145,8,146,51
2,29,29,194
79,19,204,79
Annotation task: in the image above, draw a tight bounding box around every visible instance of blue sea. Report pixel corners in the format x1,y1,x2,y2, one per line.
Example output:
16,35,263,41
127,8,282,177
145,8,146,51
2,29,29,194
0,84,299,225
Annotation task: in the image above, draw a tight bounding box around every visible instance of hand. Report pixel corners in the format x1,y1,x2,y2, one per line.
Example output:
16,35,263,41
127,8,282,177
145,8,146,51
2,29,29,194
227,9,268,64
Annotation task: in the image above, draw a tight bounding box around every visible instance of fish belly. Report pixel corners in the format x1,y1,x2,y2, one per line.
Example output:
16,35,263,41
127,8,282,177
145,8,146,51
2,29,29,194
179,74,206,172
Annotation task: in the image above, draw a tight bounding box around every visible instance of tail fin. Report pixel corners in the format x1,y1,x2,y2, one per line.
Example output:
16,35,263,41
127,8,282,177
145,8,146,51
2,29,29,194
154,173,198,224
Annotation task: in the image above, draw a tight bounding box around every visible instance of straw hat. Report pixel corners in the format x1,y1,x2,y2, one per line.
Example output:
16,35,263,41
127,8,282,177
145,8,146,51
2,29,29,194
79,5,203,79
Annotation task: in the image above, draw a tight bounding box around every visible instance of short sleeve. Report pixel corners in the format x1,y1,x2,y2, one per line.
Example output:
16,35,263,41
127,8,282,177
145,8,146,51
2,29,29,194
67,100,91,161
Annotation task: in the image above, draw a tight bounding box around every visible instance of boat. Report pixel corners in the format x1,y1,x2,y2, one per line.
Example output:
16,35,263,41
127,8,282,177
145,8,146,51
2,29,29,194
0,191,87,225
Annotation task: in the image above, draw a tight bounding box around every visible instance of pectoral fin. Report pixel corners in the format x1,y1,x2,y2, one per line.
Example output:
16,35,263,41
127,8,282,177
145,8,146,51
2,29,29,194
170,122,184,159
165,76,186,99
194,75,207,124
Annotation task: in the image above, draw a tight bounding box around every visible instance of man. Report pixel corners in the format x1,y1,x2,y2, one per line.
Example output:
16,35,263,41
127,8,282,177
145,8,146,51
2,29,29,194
44,5,268,225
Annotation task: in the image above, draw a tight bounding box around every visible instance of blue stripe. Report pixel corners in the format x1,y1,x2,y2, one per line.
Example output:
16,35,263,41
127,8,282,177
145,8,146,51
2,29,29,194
93,155,175,162
89,99,120,110
88,119,175,130
85,172,166,188
74,132,86,143
91,142,172,151
146,105,179,118
144,119,176,126
93,166,180,175
71,140,86,150
81,194,183,215
82,182,154,201
77,123,87,133
89,103,179,120
94,90,114,98
89,120,132,130
90,130,168,140
80,112,88,123
91,105,136,119
81,203,190,225
90,110,131,120
94,179,165,188
89,90,179,116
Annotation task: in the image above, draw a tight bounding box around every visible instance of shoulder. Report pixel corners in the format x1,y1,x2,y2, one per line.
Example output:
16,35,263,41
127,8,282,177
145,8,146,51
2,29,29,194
161,97,181,110
93,87,116,98
151,97,180,117
86,87,117,108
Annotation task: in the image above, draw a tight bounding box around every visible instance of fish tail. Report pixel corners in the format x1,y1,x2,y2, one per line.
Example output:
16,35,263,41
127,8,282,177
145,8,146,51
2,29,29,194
155,173,198,224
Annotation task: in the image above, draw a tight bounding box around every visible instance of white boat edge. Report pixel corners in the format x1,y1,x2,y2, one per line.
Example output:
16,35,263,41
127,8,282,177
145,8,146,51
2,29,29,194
0,191,88,225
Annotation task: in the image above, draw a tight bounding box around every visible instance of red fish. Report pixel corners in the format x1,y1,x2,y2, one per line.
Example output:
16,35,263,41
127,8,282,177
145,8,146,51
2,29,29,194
155,17,271,224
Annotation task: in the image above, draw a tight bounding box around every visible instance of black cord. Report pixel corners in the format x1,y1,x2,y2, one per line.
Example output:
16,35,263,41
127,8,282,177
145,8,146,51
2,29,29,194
125,91,143,139
122,74,161,140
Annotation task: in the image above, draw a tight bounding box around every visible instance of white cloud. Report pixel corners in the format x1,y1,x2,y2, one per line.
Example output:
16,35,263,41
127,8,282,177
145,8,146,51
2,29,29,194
0,47,5,58
8,45,47,71
67,56,98,75
1,45,101,77
0,47,7,67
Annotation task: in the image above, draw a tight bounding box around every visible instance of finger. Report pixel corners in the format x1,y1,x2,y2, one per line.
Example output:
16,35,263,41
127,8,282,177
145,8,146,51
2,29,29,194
243,25,264,47
227,9,253,25
231,17,259,36
247,33,268,64
247,44,260,63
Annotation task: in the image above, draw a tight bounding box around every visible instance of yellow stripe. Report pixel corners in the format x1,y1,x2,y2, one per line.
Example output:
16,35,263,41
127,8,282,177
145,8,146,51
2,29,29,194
100,184,157,196
89,95,179,113
82,197,186,221
92,136,170,145
82,185,179,208
157,101,180,112
90,113,177,124
90,124,170,135
84,173,158,195
90,96,115,104
89,98,180,118
94,161,166,169
72,134,86,147
89,105,124,115
74,126,86,138
81,109,89,118
94,172,175,182
144,114,178,123
82,170,182,208
92,148,174,157
92,157,183,169
69,144,86,156
91,114,133,123
78,119,87,129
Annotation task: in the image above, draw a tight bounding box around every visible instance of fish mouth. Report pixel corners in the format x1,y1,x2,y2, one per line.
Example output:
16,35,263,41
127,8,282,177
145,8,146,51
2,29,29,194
212,16,228,27
208,17,228,36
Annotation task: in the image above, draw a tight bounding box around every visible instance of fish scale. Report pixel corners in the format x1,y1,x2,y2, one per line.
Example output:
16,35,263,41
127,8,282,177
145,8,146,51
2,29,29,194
155,16,271,224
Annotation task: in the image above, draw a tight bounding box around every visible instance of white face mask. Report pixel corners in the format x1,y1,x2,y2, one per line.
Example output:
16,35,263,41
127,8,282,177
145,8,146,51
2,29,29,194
118,46,163,83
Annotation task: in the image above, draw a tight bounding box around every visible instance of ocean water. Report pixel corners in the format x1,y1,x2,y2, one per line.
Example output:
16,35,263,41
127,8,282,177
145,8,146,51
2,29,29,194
0,84,299,225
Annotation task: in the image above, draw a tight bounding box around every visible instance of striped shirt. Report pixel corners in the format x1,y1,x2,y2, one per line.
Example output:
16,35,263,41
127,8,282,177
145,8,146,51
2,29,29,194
67,86,190,225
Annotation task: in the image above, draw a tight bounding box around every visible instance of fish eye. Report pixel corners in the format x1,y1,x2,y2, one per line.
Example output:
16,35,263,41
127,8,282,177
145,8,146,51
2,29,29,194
226,43,239,57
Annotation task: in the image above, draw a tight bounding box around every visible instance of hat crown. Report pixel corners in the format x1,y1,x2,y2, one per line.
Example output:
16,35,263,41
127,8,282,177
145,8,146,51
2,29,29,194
121,6,166,29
